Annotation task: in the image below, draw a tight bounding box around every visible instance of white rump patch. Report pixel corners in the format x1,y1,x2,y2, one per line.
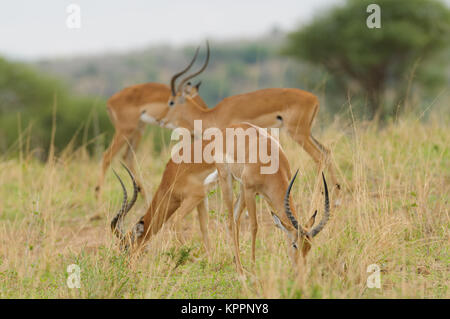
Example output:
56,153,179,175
203,170,218,185
164,122,177,129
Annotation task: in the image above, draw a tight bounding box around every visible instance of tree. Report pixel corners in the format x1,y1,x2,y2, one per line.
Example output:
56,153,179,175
283,0,450,121
0,57,111,157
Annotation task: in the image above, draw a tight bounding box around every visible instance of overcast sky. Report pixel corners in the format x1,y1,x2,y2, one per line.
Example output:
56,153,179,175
0,0,345,60
2,0,449,61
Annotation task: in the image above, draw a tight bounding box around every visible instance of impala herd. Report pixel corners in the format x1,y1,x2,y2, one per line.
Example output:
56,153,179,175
100,42,339,275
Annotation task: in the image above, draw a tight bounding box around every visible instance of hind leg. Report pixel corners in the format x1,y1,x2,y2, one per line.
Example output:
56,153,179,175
290,131,341,202
216,165,244,275
122,130,147,201
242,185,258,265
96,132,130,199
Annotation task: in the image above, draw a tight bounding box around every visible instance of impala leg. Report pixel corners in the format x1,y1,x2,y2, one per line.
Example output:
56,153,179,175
233,186,246,257
197,198,211,257
309,135,340,191
96,132,129,198
171,195,203,245
122,131,147,201
243,187,258,265
217,166,244,275
293,133,341,202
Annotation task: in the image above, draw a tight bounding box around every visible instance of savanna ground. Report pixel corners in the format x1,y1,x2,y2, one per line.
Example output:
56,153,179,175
0,108,448,298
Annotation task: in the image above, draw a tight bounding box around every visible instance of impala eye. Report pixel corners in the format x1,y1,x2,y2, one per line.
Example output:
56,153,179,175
292,242,298,250
168,100,175,106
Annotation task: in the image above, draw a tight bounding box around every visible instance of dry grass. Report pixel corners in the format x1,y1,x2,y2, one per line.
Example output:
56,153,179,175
0,113,448,298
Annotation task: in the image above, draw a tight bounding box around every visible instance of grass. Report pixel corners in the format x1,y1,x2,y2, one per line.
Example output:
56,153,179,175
0,113,448,298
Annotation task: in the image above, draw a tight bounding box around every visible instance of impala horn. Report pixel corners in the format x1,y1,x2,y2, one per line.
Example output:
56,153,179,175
284,170,307,236
284,171,330,238
308,172,330,238
110,162,139,241
177,40,210,94
170,46,200,96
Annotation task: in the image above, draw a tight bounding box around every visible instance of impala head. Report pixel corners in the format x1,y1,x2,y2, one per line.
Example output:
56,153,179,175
110,163,141,251
271,171,330,269
164,41,210,127
185,80,202,98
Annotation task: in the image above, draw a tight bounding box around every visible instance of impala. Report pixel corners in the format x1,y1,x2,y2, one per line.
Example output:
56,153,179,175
161,42,341,201
110,123,330,275
110,155,217,254
95,47,208,198
213,123,330,273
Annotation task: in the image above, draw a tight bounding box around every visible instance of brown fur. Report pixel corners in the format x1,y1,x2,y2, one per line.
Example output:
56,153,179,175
95,82,208,198
163,88,341,199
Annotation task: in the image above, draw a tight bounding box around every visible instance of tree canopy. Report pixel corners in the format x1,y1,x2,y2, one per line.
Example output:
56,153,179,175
0,57,111,157
283,0,450,120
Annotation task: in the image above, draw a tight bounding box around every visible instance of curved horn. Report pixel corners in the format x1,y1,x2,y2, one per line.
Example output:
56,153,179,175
120,162,139,212
111,169,128,239
284,169,307,236
177,40,210,94
110,165,139,240
170,46,200,96
308,172,330,238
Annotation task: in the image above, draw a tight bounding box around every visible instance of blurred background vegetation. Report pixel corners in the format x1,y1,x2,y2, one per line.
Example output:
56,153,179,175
0,0,449,158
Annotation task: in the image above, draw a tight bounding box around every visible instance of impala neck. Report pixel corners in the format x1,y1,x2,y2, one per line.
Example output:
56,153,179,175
142,189,178,240
178,97,214,131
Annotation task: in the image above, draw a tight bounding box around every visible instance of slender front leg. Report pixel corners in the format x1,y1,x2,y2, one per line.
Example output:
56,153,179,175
197,198,211,256
233,185,246,256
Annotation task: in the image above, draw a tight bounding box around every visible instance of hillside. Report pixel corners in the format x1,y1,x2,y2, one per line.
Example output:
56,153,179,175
34,32,320,107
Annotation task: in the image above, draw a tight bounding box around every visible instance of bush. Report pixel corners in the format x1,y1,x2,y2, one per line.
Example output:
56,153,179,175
0,57,112,158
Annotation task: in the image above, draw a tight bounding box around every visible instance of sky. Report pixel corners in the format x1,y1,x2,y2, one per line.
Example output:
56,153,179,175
2,0,449,61
0,0,344,60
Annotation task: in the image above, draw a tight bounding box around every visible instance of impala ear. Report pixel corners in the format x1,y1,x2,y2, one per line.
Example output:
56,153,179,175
305,210,317,229
195,81,202,90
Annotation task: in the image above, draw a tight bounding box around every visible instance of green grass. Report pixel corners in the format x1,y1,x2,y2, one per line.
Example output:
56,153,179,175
0,113,448,298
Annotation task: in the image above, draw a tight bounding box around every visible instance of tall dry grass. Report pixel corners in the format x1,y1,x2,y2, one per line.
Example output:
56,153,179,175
0,111,448,298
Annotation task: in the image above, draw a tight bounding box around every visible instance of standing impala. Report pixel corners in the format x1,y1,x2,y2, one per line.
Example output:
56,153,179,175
161,43,341,200
95,47,208,198
110,123,330,275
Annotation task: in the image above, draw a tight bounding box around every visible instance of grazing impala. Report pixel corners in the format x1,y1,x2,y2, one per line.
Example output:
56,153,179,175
110,123,330,275
161,42,341,201
110,156,217,254
213,123,330,274
95,47,208,198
